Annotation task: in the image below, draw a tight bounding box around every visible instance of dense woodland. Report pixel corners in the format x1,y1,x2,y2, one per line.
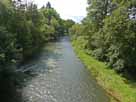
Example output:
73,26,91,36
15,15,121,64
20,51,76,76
70,0,136,78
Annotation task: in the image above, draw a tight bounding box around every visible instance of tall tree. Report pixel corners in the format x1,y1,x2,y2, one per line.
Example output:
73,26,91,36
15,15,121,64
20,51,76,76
46,1,51,9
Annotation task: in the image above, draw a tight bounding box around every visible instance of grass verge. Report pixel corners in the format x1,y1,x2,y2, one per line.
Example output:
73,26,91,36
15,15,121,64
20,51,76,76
72,40,136,102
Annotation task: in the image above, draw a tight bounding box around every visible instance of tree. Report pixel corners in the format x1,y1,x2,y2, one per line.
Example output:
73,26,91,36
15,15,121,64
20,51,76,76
103,1,136,71
46,2,51,9
40,4,64,40
86,0,114,28
63,19,75,34
70,0,136,74
0,1,68,100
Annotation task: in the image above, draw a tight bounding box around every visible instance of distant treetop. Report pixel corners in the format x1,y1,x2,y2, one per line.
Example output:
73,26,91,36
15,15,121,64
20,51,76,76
46,1,51,9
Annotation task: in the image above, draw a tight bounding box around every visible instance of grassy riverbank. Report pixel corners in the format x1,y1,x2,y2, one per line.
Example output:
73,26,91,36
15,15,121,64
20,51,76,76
72,40,136,102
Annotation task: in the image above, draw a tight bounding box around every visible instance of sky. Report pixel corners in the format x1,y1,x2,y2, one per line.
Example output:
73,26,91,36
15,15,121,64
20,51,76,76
32,0,88,22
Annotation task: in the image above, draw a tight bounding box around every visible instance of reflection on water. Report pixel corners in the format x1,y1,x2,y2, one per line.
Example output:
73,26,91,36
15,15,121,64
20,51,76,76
21,37,110,102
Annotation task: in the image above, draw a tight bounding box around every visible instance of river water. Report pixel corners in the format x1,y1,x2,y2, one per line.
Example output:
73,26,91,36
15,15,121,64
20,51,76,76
21,37,110,102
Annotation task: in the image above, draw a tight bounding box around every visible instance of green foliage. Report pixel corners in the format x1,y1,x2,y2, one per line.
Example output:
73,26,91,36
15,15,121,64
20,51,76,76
103,5,136,71
0,26,16,65
72,40,136,102
63,19,75,35
40,4,65,40
69,24,84,39
0,0,66,89
71,0,136,73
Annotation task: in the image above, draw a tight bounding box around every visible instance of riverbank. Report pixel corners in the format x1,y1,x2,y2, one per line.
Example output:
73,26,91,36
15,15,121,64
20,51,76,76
72,40,136,102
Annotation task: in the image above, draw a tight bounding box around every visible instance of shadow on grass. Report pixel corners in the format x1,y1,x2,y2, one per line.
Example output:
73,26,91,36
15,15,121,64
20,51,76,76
120,68,136,88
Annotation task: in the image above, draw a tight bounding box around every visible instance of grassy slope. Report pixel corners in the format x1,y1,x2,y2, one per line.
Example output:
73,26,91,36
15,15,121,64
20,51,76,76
72,40,136,102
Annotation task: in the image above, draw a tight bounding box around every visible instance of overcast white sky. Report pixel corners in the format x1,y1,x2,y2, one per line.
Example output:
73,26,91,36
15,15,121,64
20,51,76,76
32,0,87,22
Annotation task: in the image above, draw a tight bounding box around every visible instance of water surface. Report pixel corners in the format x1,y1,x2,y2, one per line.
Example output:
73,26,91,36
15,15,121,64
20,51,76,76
22,37,110,102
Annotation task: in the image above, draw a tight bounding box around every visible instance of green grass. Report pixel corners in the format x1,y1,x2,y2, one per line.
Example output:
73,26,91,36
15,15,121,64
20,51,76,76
72,40,136,102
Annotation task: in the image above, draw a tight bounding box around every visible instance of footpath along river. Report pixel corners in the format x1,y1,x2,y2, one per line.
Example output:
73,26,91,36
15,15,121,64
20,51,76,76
21,36,110,102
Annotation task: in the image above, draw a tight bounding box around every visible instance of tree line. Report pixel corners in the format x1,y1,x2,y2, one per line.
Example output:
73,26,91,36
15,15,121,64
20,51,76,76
70,0,136,77
0,0,75,92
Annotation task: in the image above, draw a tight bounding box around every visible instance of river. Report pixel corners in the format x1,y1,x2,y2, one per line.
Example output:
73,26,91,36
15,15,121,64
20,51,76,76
21,37,110,102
